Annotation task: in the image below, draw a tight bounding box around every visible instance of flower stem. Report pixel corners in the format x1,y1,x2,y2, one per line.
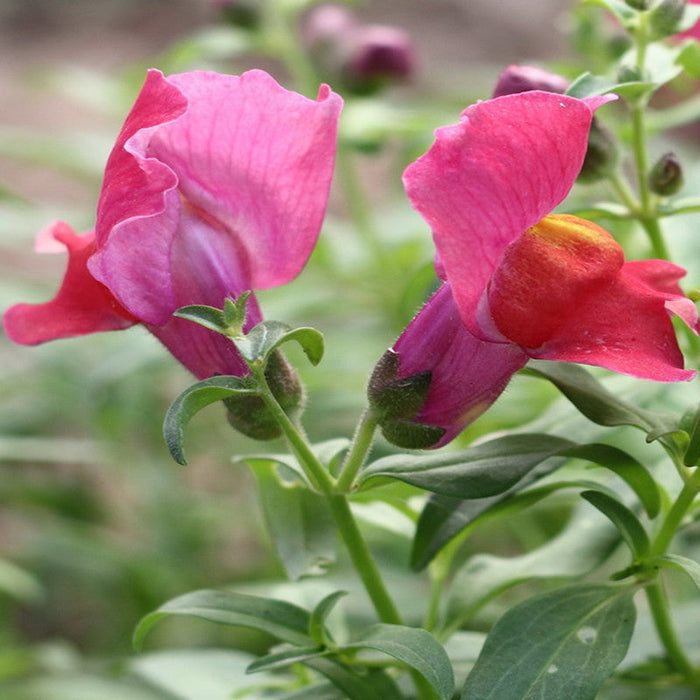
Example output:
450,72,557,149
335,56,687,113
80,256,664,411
327,494,403,625
251,363,402,625
644,470,700,689
644,581,700,690
335,408,378,492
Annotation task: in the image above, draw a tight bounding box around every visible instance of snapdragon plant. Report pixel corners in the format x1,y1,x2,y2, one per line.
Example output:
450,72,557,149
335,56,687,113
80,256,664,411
4,0,700,698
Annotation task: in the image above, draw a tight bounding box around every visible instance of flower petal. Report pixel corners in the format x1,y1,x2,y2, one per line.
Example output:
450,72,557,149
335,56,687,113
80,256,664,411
403,91,613,336
90,69,342,325
532,259,698,381
2,222,136,345
394,284,528,447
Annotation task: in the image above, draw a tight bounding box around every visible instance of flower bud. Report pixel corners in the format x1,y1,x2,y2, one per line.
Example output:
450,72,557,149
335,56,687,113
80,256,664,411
342,24,416,95
492,65,569,98
625,0,650,9
302,5,416,95
224,351,304,440
648,0,688,39
648,152,684,196
577,118,618,183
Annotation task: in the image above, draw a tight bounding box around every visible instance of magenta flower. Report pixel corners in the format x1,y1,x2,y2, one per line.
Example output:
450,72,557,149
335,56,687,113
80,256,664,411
384,90,698,447
3,69,342,379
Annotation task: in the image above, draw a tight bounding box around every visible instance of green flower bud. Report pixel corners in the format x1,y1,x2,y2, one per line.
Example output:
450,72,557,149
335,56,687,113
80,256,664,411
577,118,618,183
224,351,304,440
625,0,650,9
648,152,684,196
648,0,687,39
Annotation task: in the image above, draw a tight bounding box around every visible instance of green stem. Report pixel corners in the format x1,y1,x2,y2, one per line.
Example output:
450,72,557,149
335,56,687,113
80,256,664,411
645,581,700,690
644,471,700,689
251,363,402,626
650,476,700,558
327,494,403,625
335,409,378,492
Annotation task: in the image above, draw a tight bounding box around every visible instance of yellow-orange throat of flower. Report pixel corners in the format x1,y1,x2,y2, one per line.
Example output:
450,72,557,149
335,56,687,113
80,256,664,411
487,214,625,348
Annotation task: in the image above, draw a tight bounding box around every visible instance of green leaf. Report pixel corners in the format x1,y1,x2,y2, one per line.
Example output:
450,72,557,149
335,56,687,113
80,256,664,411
247,645,326,673
341,624,455,700
163,375,255,465
564,443,661,518
581,490,650,558
359,433,575,497
237,321,324,366
133,589,313,651
309,591,348,646
460,583,636,700
410,459,572,570
654,553,700,592
566,71,651,99
174,304,228,334
304,657,403,700
249,461,337,580
581,0,637,25
524,362,678,438
444,504,621,632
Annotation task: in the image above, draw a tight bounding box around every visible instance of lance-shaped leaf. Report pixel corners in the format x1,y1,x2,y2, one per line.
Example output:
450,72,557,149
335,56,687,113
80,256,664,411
580,490,650,559
524,362,678,438
654,554,700,592
564,443,661,518
460,583,636,700
443,503,621,632
304,657,403,700
359,433,574,497
340,624,455,700
133,589,313,651
163,375,255,465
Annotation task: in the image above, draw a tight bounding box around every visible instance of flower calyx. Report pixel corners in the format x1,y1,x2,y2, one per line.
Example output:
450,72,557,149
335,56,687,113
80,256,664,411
368,349,445,449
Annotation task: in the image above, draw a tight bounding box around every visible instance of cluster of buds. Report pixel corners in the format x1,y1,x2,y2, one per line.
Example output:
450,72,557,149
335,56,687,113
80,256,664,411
302,4,416,95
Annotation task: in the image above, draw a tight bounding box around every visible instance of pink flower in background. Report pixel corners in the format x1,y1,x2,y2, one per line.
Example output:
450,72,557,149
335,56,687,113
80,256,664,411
3,69,342,379
385,90,698,447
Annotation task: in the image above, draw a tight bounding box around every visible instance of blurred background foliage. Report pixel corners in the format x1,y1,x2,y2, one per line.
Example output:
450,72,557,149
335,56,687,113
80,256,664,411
1,0,699,697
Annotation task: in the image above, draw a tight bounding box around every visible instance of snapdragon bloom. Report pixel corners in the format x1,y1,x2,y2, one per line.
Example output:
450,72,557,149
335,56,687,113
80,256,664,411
3,69,342,379
382,90,698,447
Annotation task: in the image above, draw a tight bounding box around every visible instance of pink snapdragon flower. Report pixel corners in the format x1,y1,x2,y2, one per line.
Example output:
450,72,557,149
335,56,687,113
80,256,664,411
383,90,698,447
3,69,342,379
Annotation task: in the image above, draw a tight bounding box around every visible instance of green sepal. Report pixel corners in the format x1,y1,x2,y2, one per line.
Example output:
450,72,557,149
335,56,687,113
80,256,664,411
368,349,432,421
133,589,314,651
163,375,255,465
378,419,446,450
580,489,651,559
460,583,636,700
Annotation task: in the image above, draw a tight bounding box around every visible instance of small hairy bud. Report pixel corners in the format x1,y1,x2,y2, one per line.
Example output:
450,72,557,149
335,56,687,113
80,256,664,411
648,152,684,196
577,118,618,183
224,351,304,440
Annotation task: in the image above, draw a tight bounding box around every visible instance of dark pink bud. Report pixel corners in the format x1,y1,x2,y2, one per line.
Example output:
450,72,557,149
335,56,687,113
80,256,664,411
343,24,416,93
492,64,569,98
